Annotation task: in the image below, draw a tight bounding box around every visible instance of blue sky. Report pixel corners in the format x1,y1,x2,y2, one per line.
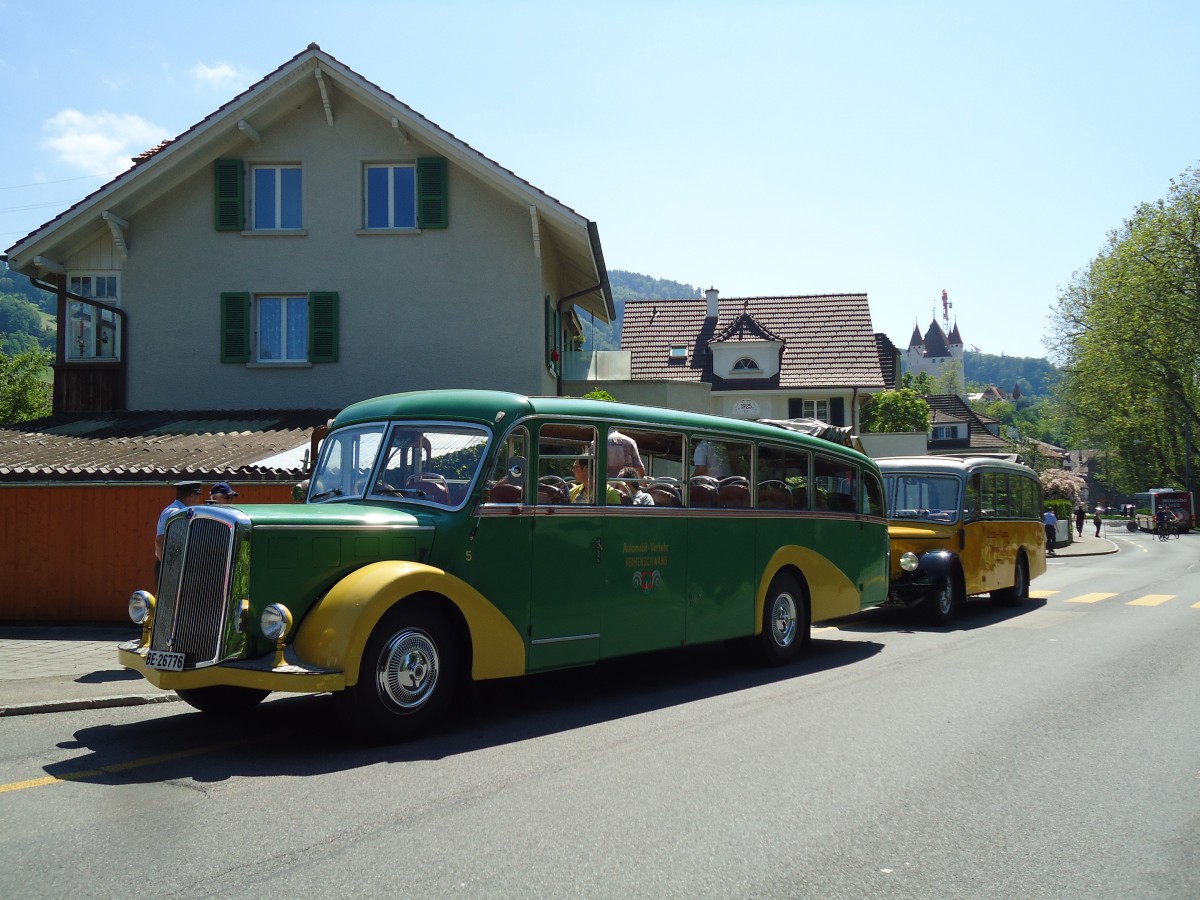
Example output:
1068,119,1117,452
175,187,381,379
2,0,1198,360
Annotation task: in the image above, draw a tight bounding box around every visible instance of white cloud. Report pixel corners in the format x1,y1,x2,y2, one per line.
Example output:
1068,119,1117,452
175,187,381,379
42,109,168,174
191,61,246,88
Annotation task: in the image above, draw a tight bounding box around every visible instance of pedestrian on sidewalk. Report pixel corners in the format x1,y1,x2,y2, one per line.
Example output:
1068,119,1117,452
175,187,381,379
155,481,202,580
1075,506,1086,537
1043,507,1058,556
1093,510,1102,537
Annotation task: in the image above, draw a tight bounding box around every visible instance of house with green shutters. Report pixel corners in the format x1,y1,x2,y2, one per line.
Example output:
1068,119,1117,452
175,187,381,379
0,44,613,620
3,43,612,416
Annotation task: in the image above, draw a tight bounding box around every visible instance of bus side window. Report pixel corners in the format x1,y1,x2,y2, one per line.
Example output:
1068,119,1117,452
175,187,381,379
814,454,855,512
964,474,982,522
484,427,529,504
861,471,885,516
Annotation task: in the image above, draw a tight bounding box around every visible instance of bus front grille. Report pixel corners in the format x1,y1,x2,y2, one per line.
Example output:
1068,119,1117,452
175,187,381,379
152,515,235,667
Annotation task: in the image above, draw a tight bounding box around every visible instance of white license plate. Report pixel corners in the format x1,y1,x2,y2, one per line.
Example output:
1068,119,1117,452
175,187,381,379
146,650,185,671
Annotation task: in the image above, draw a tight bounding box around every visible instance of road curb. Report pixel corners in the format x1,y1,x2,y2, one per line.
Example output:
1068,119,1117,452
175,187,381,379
0,693,181,718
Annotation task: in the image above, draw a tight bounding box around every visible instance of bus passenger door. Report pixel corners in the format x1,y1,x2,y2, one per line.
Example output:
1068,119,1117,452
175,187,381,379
527,425,603,671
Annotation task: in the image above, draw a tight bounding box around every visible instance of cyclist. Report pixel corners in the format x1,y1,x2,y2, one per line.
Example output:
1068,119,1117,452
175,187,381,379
1154,508,1177,540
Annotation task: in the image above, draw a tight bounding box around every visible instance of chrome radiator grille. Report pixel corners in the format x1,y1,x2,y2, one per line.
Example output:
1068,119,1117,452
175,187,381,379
152,514,236,667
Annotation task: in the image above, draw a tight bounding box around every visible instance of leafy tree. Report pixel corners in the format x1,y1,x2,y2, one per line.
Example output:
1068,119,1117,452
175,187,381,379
583,389,616,401
0,346,53,423
1049,164,1200,495
860,389,930,433
901,371,935,394
0,293,53,353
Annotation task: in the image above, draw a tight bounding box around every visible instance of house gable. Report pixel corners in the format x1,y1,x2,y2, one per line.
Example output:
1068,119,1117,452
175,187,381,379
5,44,612,413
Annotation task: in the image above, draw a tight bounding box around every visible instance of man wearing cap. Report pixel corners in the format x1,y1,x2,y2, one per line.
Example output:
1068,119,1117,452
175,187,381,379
155,481,202,580
208,482,239,504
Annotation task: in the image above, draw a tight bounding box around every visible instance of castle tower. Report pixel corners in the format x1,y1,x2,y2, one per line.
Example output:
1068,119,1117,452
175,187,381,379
905,291,965,392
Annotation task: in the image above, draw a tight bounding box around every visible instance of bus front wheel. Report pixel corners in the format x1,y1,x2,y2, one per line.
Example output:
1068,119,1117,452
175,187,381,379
339,604,460,741
924,570,963,625
756,573,810,666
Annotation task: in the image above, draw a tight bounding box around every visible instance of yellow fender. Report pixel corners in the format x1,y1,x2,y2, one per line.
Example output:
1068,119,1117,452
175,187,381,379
757,545,862,630
293,561,526,685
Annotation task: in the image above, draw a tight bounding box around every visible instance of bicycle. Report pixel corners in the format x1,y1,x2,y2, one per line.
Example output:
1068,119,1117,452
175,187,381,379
1156,520,1179,541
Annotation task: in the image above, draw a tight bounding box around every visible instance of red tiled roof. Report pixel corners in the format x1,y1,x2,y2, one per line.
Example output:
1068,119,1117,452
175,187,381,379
0,409,335,482
621,294,885,390
924,395,1007,451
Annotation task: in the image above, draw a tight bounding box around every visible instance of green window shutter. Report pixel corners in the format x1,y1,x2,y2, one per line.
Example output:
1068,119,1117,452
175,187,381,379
416,156,448,229
220,292,250,363
309,291,339,363
214,160,244,231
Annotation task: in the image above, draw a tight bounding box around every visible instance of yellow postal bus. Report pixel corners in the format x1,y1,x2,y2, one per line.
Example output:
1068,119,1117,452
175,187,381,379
119,390,890,739
878,456,1046,623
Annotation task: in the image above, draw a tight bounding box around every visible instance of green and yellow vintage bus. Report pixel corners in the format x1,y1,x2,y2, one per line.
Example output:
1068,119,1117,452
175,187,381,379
878,456,1046,624
120,390,889,739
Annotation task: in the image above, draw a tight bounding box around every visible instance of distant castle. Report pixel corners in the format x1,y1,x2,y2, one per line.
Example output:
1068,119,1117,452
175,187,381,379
906,289,965,391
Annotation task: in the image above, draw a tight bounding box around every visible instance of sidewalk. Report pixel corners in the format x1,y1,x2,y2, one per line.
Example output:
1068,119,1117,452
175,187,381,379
0,625,180,718
1052,525,1123,558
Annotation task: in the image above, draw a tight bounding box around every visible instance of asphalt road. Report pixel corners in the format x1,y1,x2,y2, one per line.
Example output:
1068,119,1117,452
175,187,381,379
2,528,1197,899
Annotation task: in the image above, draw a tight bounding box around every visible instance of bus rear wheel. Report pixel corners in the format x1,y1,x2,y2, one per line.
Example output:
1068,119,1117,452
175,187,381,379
755,573,809,666
991,555,1029,606
338,604,460,742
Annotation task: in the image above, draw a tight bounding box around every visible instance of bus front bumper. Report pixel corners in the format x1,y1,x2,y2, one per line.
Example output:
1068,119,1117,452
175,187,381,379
118,641,346,694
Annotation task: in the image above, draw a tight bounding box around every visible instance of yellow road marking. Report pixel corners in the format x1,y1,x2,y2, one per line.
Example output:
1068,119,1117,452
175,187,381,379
0,739,258,795
1127,594,1174,607
1194,602,1200,610
1030,589,1059,598
1066,593,1118,604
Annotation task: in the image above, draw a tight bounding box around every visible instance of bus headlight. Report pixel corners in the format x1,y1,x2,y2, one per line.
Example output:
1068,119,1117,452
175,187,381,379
128,590,155,625
260,603,293,641
899,552,919,572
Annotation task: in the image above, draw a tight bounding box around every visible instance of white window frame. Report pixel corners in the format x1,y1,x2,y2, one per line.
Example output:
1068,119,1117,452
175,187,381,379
363,163,418,230
66,273,120,361
255,294,309,363
802,399,829,422
931,425,957,440
250,164,303,231
731,356,760,374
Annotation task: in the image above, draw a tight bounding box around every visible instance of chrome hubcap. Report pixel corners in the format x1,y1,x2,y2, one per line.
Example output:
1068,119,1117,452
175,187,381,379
771,591,798,648
377,628,439,711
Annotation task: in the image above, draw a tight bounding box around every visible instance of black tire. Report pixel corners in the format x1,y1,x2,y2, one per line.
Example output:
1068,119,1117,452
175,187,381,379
755,573,809,666
176,685,269,715
923,570,963,625
338,604,460,741
991,555,1029,606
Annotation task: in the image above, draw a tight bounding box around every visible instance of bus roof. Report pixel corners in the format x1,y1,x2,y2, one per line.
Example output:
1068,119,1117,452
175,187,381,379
876,455,1038,478
332,389,876,465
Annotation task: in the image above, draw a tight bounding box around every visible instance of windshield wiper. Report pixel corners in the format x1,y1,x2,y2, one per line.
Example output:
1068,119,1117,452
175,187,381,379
310,487,343,502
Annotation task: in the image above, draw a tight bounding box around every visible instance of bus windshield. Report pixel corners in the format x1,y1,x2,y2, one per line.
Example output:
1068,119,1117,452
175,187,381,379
310,422,490,507
884,473,961,523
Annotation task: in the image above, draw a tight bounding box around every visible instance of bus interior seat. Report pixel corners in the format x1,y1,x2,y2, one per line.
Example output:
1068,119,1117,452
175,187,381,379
488,482,523,503
647,484,682,507
718,476,751,508
690,476,718,508
757,481,791,509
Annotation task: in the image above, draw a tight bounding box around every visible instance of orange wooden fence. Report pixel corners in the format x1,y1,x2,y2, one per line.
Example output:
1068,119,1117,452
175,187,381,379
0,483,294,623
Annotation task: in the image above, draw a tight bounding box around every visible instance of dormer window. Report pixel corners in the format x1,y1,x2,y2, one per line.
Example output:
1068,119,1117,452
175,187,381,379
669,345,688,361
732,357,760,373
